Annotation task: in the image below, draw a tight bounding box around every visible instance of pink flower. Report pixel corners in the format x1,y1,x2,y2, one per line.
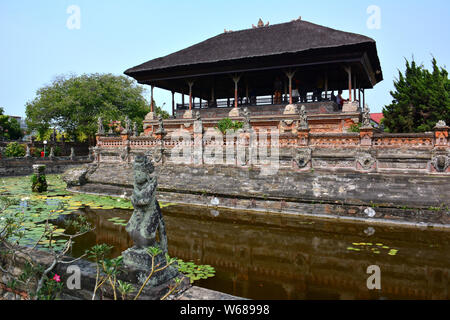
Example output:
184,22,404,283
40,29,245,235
53,274,61,283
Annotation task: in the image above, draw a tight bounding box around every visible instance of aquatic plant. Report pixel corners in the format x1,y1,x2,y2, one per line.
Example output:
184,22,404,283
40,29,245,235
176,259,216,284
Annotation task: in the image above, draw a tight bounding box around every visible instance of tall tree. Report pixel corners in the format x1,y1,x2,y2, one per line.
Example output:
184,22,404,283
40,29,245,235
382,58,449,133
0,107,24,140
25,73,167,143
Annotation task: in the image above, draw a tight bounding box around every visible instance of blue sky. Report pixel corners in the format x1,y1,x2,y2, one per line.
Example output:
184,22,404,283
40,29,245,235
1,0,449,117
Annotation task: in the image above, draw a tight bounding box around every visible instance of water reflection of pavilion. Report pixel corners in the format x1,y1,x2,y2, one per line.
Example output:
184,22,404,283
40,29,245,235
76,207,450,300
125,18,383,132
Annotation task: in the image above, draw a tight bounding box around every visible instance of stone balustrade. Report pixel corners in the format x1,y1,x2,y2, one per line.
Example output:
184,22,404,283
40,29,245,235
94,118,450,175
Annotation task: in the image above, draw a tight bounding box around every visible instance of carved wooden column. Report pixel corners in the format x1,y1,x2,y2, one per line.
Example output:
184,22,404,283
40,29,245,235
285,70,296,105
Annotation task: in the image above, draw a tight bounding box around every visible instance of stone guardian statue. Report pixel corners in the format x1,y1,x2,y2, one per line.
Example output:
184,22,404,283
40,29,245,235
122,155,178,288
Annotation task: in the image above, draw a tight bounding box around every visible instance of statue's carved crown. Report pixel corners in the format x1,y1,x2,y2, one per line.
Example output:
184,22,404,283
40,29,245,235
134,154,155,173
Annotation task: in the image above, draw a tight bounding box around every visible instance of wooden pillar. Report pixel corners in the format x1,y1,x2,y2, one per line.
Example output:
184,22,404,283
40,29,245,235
182,90,185,108
353,76,357,103
284,80,287,103
358,86,361,109
324,73,328,99
363,89,365,109
187,81,194,111
246,82,249,104
171,91,175,117
284,70,296,105
232,74,241,109
150,85,154,112
345,66,352,102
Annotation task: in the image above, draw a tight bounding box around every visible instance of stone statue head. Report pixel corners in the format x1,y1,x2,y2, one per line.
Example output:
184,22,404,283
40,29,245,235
133,154,155,185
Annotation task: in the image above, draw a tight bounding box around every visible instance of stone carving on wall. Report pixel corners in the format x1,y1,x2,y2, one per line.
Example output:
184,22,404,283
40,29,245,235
120,145,130,162
155,115,165,135
431,154,450,172
298,105,309,130
133,122,138,137
124,116,131,135
97,117,105,135
356,152,376,171
241,107,252,131
122,155,178,287
70,147,75,160
293,147,312,168
194,111,203,134
361,105,373,128
146,146,163,164
283,104,298,115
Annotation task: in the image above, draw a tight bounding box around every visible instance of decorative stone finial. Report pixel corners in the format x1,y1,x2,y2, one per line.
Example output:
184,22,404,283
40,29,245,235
25,145,31,159
49,147,55,159
97,117,105,135
435,120,447,129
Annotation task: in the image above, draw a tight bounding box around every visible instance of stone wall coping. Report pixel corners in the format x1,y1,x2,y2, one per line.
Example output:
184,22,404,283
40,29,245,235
373,132,435,138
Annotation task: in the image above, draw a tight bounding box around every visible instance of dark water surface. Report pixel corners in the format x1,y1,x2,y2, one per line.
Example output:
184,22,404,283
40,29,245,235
68,205,450,300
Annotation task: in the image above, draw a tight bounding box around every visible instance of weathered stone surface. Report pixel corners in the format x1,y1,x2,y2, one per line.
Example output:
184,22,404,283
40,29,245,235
68,162,450,226
0,158,92,177
62,164,92,187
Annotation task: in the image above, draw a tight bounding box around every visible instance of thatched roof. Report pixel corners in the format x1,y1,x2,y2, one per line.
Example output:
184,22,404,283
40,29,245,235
125,19,382,79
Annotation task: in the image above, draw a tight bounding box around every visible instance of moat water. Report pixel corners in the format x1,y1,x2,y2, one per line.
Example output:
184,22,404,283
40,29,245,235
68,204,450,300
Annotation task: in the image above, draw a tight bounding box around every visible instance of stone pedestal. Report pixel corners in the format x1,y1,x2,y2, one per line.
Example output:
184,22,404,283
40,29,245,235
183,110,193,119
145,112,156,121
283,104,298,115
228,108,240,118
342,101,359,112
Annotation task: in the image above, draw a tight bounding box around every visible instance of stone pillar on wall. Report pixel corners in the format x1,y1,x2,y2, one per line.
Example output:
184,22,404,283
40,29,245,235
359,126,374,147
193,111,204,165
431,121,450,173
434,121,449,148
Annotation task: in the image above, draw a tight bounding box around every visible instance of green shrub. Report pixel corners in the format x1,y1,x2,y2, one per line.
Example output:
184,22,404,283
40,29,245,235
216,118,244,134
4,142,26,158
348,123,362,133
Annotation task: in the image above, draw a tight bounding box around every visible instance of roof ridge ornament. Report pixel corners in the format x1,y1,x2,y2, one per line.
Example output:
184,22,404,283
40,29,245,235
252,18,269,29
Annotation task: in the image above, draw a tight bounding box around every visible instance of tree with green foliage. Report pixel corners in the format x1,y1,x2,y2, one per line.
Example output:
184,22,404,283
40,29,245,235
382,58,450,133
0,107,24,140
25,73,168,143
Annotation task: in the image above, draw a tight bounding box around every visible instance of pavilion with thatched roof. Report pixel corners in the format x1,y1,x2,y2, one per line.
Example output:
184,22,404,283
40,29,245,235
125,18,383,131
